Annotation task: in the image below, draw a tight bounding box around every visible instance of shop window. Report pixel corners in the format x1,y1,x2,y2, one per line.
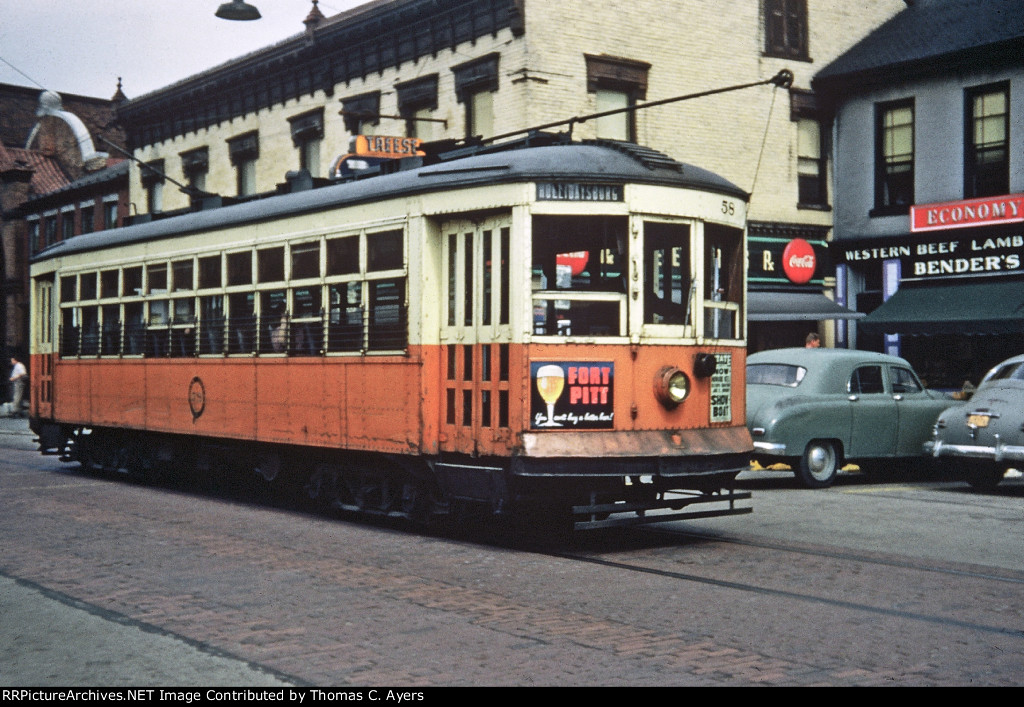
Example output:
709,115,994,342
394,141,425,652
765,0,808,60
454,54,499,139
290,109,324,177
342,92,380,135
874,100,914,213
531,215,628,337
585,55,649,143
397,74,439,139
228,132,259,197
644,222,692,326
965,83,1009,199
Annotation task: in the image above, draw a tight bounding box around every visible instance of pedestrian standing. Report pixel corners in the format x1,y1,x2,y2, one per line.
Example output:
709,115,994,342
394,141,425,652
9,356,27,417
805,333,821,348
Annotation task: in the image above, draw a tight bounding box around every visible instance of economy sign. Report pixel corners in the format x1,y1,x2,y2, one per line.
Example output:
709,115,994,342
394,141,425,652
911,193,1024,232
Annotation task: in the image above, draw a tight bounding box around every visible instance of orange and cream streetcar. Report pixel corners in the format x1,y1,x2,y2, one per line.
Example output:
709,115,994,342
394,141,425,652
28,136,753,529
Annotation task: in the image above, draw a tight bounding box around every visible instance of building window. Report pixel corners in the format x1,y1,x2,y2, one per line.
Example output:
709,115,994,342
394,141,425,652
27,219,40,253
965,83,1009,198
341,92,380,136
765,0,809,60
180,147,209,195
61,209,75,240
397,74,439,140
44,214,57,247
289,109,324,177
585,55,650,142
103,199,118,229
141,159,165,213
797,119,827,207
875,100,914,213
454,54,500,139
227,132,259,197
80,203,95,234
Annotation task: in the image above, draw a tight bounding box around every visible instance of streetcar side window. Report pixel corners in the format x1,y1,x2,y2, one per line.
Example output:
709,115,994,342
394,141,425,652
531,215,627,337
704,224,743,340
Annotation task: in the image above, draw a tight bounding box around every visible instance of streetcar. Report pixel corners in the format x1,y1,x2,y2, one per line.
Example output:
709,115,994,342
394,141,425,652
28,135,753,530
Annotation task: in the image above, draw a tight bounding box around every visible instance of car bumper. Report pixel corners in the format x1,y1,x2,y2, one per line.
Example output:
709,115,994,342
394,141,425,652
753,440,787,455
925,439,1024,463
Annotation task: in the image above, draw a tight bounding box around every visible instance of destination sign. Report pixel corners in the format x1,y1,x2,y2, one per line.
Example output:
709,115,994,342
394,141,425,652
537,183,623,202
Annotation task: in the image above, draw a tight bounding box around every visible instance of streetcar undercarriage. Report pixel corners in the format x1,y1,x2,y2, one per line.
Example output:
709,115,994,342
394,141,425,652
34,422,752,531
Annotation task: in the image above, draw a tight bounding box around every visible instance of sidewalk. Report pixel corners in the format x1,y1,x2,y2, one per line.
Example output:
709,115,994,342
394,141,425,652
0,413,32,437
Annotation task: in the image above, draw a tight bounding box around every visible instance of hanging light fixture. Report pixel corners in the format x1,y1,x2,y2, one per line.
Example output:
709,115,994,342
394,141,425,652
215,0,262,21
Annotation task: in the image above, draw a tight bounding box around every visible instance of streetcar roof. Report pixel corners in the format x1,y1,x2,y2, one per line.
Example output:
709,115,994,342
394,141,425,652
32,140,747,263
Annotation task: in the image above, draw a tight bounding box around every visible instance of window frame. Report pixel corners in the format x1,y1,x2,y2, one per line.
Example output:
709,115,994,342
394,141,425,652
964,82,1010,199
873,98,915,216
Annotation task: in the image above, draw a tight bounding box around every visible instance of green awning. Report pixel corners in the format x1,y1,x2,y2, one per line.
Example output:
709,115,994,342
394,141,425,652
859,280,1024,335
748,292,863,321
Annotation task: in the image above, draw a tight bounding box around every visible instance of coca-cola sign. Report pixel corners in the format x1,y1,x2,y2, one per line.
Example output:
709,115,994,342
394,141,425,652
782,238,817,284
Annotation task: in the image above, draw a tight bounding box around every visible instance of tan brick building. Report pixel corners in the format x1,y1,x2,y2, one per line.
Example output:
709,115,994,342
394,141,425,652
117,0,905,347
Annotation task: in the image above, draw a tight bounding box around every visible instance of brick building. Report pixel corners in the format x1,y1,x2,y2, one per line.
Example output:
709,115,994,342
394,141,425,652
0,82,128,387
117,0,905,348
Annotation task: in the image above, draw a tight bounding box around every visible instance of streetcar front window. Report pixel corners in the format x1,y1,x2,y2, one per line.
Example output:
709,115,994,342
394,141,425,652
531,215,627,337
644,222,692,326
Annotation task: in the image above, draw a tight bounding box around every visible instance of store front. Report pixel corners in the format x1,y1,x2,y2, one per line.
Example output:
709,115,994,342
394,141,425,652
747,227,861,352
836,194,1024,390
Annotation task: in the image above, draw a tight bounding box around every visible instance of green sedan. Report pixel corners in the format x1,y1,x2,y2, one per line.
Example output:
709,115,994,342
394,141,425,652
746,348,954,488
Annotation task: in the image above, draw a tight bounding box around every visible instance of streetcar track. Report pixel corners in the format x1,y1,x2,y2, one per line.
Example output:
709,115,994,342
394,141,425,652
547,549,1024,639
646,526,1024,585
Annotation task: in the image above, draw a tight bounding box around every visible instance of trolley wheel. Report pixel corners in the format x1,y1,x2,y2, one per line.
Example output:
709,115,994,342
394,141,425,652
796,440,840,489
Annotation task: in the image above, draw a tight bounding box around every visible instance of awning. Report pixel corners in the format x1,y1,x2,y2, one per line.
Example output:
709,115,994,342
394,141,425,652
748,291,865,321
859,279,1024,335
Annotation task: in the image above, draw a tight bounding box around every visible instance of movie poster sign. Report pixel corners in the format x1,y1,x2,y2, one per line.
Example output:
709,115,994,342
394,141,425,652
530,362,615,430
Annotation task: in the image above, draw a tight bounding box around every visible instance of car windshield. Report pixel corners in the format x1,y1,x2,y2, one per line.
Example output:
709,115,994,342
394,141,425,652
984,360,1024,383
747,363,807,387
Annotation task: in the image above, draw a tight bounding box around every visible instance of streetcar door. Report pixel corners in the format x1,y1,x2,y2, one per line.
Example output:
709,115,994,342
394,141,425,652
439,217,512,456
32,276,56,417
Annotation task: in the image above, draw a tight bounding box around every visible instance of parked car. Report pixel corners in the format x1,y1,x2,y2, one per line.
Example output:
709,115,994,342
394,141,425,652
924,353,1024,491
746,348,953,488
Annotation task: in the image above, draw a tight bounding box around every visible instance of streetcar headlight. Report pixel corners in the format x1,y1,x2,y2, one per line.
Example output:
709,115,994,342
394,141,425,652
654,367,690,409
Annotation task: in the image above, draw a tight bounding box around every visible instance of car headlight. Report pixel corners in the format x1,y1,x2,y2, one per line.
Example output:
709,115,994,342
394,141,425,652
655,366,690,409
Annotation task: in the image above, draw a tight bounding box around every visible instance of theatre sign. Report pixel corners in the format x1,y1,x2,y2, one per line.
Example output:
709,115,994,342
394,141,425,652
838,194,1024,281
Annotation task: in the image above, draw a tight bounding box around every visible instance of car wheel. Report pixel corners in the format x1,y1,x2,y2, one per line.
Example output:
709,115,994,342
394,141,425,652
964,462,1005,492
797,440,840,489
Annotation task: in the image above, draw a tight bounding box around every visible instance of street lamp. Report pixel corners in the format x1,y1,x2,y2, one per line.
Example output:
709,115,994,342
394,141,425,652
216,0,262,21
